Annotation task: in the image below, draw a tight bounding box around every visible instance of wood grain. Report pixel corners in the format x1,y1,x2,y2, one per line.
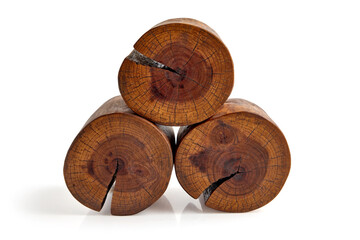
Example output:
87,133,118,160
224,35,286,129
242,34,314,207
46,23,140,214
64,96,174,215
118,18,234,126
175,99,291,212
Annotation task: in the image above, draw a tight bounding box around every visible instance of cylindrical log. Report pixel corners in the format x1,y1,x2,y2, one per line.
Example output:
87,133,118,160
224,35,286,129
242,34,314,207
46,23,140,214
118,18,234,126
64,96,174,215
175,99,291,212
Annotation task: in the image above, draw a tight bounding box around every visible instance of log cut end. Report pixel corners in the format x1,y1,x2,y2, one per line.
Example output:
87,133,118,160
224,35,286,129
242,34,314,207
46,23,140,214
175,99,291,212
64,101,173,215
118,18,234,126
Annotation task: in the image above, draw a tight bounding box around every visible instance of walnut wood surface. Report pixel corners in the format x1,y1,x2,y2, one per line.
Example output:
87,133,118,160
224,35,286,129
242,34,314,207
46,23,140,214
118,18,234,126
175,99,291,212
64,96,174,215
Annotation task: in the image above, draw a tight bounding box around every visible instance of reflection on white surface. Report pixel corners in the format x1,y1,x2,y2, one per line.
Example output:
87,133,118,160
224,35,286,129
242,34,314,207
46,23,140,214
14,176,348,239
19,184,208,218
18,181,262,230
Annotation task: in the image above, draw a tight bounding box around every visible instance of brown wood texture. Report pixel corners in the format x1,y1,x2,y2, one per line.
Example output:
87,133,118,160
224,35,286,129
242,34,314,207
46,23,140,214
118,18,234,126
64,96,174,215
175,99,291,212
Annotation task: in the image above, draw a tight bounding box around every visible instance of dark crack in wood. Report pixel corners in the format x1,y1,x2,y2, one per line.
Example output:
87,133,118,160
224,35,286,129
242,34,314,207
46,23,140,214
127,49,179,74
100,160,119,209
203,170,240,203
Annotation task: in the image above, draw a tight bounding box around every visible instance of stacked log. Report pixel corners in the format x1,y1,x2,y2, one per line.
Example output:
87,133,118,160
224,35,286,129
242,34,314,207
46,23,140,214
64,96,174,215
64,18,290,215
118,18,234,126
175,99,291,212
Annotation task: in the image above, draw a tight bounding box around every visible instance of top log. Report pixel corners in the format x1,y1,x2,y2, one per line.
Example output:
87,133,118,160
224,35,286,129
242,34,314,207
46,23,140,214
118,18,234,126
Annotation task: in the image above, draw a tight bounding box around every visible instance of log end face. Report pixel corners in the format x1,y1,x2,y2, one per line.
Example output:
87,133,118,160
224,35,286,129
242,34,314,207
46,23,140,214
118,20,234,126
175,107,291,212
64,113,173,215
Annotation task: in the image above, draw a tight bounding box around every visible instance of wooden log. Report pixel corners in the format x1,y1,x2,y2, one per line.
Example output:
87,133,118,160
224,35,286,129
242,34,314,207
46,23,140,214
63,96,174,215
118,18,234,126
175,99,291,212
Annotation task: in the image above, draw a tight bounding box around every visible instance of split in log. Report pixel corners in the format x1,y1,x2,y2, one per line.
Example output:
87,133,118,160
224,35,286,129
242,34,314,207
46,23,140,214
175,99,291,212
118,18,234,126
64,96,174,215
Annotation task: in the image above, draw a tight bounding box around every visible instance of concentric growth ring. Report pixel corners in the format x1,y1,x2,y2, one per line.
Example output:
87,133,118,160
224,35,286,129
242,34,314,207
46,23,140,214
118,18,234,126
175,99,291,212
64,96,174,215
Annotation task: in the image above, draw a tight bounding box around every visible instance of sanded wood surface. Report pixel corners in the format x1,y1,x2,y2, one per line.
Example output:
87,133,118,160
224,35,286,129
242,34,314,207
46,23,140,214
175,99,291,212
118,18,234,126
64,96,174,215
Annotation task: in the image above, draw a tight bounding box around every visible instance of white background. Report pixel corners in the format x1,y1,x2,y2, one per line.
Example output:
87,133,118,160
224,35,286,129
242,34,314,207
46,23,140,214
1,0,359,239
